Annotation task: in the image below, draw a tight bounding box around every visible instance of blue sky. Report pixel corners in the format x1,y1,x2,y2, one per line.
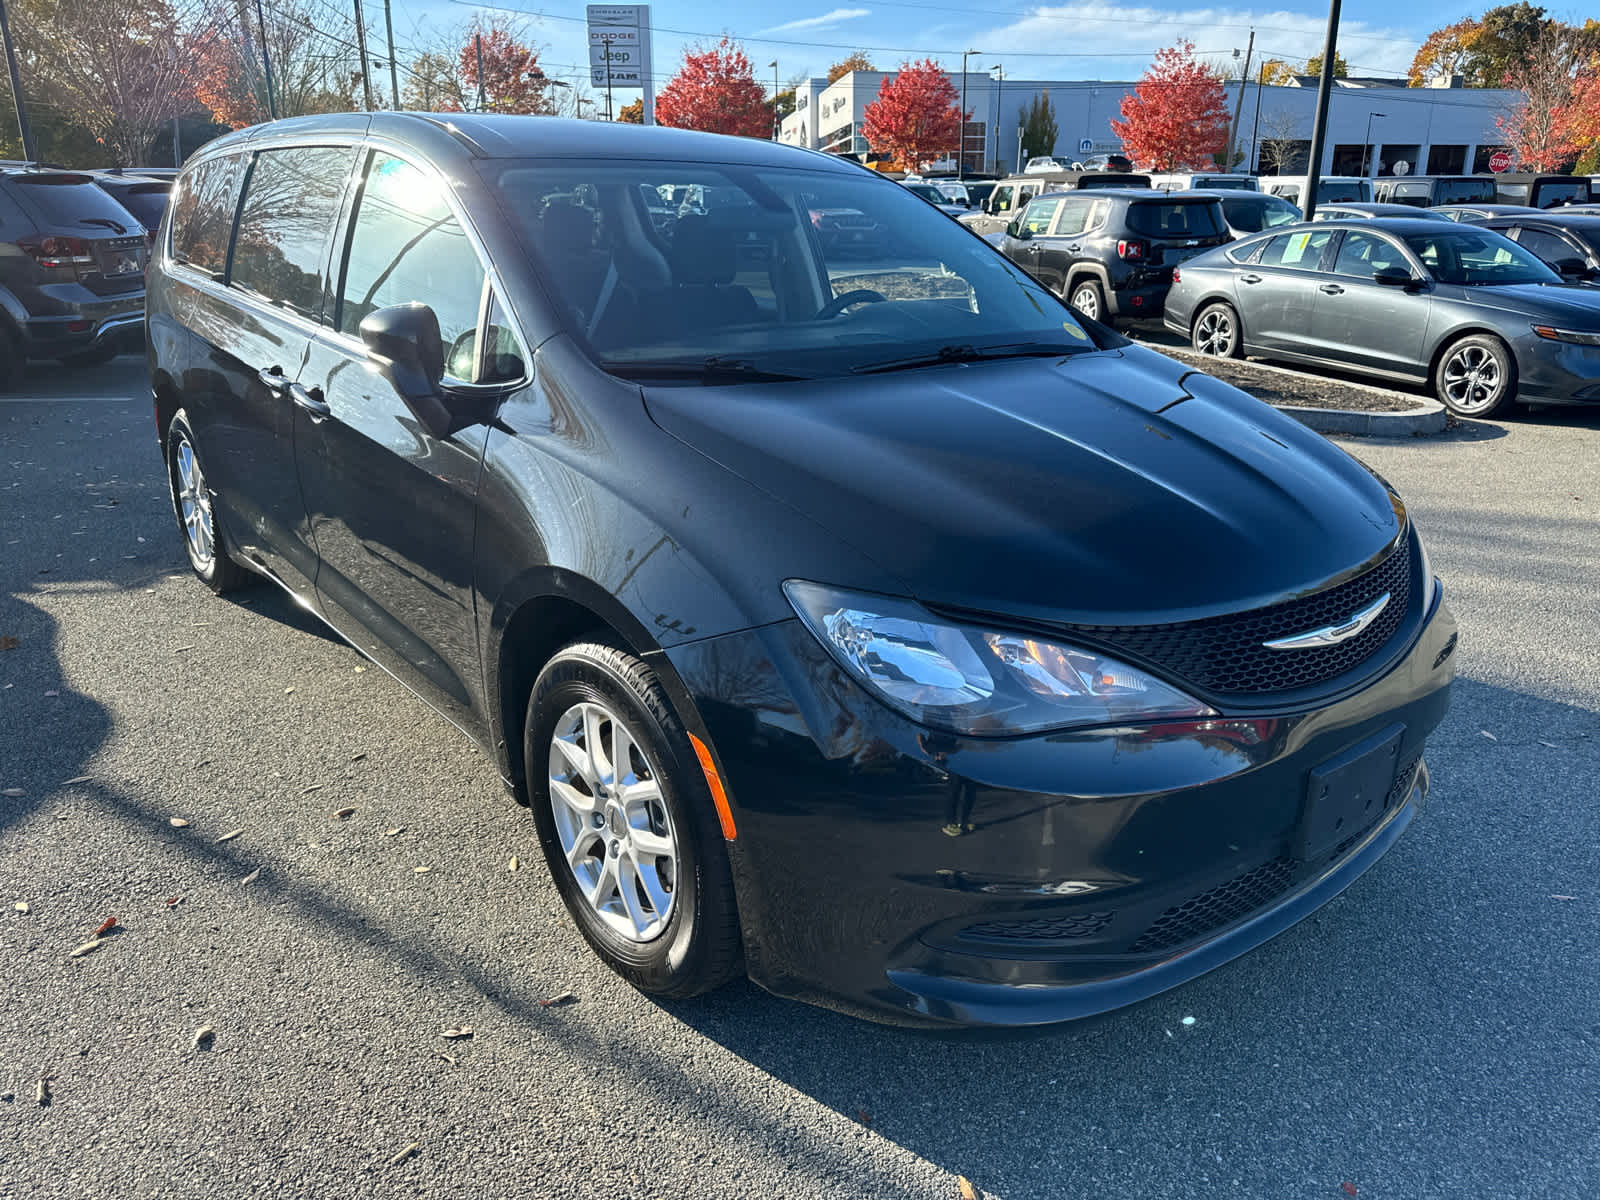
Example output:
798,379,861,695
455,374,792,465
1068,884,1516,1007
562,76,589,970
393,0,1476,101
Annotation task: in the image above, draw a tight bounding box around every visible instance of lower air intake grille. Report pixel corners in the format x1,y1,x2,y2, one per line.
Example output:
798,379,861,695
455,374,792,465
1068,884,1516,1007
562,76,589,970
1128,857,1297,955
960,911,1115,944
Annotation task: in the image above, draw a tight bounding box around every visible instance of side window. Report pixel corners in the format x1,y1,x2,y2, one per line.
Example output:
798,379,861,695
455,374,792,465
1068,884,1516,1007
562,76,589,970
991,184,1014,214
338,153,487,382
1053,197,1092,237
171,154,242,275
1086,199,1110,230
1020,197,1061,235
1332,231,1404,278
480,291,527,384
230,146,355,319
1258,228,1334,269
1515,228,1575,267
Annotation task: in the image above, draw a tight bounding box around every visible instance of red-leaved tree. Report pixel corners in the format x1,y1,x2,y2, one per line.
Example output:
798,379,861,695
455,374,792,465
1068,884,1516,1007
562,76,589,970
861,59,962,171
459,17,556,114
1111,40,1229,171
654,38,771,137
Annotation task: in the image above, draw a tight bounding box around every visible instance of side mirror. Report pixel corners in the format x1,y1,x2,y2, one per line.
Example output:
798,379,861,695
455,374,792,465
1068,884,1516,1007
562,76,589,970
1373,266,1417,289
1007,220,1031,240
359,303,461,439
1553,256,1589,279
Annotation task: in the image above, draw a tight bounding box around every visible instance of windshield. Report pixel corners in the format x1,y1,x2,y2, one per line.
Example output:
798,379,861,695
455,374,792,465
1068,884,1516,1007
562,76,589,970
1222,195,1300,232
1126,201,1224,237
906,183,946,203
482,158,1100,380
1435,179,1496,204
1403,229,1560,285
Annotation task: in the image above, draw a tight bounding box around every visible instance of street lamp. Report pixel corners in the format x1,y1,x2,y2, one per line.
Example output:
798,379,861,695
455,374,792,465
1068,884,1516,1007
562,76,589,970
1364,111,1385,176
771,60,780,140
990,64,1003,175
959,48,979,179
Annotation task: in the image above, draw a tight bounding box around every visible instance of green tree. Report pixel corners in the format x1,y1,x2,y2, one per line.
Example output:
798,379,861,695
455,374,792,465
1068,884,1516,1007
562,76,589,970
1020,91,1059,161
1304,52,1349,78
1470,3,1551,86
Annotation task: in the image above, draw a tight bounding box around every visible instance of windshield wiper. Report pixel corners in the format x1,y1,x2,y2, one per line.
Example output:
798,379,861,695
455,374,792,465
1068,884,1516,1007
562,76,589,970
79,217,127,234
602,356,811,383
850,341,1084,375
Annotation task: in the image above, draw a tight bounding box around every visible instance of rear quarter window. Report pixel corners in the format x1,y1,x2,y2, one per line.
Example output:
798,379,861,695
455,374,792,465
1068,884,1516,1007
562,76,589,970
1126,202,1224,237
171,155,243,275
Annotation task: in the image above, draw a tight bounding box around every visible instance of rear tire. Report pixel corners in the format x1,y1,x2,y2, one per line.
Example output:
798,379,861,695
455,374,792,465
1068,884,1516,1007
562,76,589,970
165,409,253,594
1434,334,1516,418
525,640,742,999
1191,301,1242,358
1068,279,1108,324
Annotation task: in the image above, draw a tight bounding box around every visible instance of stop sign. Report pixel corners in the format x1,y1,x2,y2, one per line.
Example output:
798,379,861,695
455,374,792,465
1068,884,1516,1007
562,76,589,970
1489,151,1513,173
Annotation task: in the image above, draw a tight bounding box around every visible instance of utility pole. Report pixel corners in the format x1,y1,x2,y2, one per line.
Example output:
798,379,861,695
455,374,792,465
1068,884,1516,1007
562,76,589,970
958,49,978,179
383,0,400,109
475,34,487,111
1223,30,1254,173
990,64,1003,173
352,0,375,111
603,42,614,122
0,0,35,161
1248,61,1266,171
770,60,779,139
254,0,278,119
1301,0,1342,221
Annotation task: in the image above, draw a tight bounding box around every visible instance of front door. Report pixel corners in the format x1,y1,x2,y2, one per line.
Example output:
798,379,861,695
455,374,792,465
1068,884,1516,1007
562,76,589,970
294,150,501,729
1310,230,1432,378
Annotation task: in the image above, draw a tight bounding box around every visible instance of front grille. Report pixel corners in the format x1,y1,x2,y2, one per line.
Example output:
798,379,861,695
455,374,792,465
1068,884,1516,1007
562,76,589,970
1387,754,1422,808
959,911,1114,944
1064,541,1412,699
1128,857,1297,955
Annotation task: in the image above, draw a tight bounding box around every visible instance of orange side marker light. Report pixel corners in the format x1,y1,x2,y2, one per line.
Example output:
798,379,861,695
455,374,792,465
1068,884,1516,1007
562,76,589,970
688,732,737,841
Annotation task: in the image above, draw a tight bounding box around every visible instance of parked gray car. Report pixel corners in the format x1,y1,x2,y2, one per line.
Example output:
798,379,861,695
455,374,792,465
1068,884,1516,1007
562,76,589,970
1164,218,1600,417
1310,202,1453,222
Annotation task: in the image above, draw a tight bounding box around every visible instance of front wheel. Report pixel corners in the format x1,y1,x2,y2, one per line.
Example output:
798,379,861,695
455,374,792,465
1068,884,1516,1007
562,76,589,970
525,641,742,998
1434,334,1516,418
1191,302,1242,358
165,410,252,593
1068,279,1107,324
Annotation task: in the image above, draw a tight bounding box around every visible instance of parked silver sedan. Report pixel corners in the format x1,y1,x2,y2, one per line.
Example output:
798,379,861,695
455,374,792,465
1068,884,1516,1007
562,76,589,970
1164,218,1600,417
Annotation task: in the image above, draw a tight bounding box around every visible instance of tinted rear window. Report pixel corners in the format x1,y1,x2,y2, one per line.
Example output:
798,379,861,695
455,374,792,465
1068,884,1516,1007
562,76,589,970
7,174,142,233
1534,180,1587,207
109,184,170,230
171,155,242,275
1435,179,1495,203
1126,201,1224,237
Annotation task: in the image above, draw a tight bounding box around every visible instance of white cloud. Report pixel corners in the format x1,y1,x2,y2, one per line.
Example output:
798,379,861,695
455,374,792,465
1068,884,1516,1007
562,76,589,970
972,5,1418,78
759,8,872,35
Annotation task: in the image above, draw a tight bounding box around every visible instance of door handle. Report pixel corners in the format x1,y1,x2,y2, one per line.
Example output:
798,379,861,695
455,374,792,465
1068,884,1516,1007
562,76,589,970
256,365,289,392
1319,283,1345,295
1066,244,1081,253
1240,274,1263,285
288,382,331,420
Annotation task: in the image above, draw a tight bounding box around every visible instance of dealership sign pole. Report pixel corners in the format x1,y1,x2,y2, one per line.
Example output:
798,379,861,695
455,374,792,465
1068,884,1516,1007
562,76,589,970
587,5,654,125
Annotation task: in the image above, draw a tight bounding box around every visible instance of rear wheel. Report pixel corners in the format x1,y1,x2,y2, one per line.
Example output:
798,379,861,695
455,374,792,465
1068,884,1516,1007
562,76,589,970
525,640,741,998
1434,334,1516,418
1068,279,1108,324
165,410,252,593
1191,302,1242,358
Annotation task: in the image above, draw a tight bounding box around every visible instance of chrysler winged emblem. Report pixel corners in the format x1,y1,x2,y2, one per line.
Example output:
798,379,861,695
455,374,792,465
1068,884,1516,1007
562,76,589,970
1263,593,1390,651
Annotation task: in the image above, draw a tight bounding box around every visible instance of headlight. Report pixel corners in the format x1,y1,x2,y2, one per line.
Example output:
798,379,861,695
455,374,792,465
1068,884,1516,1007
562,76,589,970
1532,325,1600,346
784,581,1216,736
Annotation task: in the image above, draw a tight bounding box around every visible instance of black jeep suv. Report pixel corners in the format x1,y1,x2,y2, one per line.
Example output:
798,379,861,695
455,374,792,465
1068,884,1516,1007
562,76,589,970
997,189,1230,324
0,167,148,385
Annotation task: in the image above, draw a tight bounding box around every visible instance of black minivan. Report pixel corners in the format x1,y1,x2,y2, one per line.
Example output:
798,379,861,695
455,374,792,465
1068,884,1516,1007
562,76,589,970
149,114,1456,1027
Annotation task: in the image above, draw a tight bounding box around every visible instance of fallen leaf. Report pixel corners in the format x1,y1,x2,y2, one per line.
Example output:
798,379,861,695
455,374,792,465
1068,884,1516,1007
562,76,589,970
1552,894,1576,901
283,686,296,695
441,1026,473,1039
539,991,577,1008
92,916,117,937
240,868,262,885
14,902,29,914
354,665,367,674
35,1078,50,1107
165,896,182,907
413,866,432,875
192,1025,216,1051
168,817,189,828
215,828,244,843
856,1107,873,1126
333,807,355,820
957,1177,980,1200
350,752,367,762
384,827,403,837
0,634,17,651
1,788,22,797
70,938,102,958
507,856,519,872
1341,1184,1358,1197
62,775,92,785
172,645,195,654
302,784,323,795
1479,730,1497,741
1538,740,1559,749
387,1142,419,1167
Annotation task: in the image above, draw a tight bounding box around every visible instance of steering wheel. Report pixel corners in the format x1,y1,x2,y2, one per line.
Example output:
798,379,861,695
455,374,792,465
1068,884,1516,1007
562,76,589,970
815,289,888,320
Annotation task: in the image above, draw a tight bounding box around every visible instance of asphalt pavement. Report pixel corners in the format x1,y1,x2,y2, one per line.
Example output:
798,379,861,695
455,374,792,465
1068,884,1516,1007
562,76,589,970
2,358,1598,1199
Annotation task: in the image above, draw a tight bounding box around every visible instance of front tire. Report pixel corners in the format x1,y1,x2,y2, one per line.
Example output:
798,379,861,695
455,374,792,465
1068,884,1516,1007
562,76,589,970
1192,301,1242,358
165,410,252,593
1069,278,1108,324
1435,334,1516,418
525,640,741,999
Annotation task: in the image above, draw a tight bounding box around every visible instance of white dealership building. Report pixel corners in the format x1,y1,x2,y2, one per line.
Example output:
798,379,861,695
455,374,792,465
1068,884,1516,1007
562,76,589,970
780,69,1522,178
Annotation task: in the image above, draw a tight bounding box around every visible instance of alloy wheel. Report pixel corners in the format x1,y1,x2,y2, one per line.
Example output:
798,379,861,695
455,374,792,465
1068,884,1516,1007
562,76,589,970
1194,308,1236,356
547,701,678,943
1441,344,1503,413
174,436,215,569
1071,285,1101,320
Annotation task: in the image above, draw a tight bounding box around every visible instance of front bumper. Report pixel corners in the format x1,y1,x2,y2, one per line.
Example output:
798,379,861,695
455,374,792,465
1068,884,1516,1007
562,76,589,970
1512,333,1600,405
665,588,1457,1027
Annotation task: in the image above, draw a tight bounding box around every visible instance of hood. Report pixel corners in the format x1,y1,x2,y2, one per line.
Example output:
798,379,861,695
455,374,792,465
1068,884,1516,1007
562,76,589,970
1468,282,1600,322
643,344,1404,627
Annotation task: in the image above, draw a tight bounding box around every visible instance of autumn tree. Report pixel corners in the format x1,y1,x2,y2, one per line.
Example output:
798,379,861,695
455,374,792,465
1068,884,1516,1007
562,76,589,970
192,0,366,128
1019,91,1058,161
860,58,962,171
655,38,770,137
1258,52,1347,86
1408,20,1484,86
1111,40,1229,171
617,98,644,123
1496,21,1585,169
458,17,555,114
401,51,469,112
828,52,875,84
